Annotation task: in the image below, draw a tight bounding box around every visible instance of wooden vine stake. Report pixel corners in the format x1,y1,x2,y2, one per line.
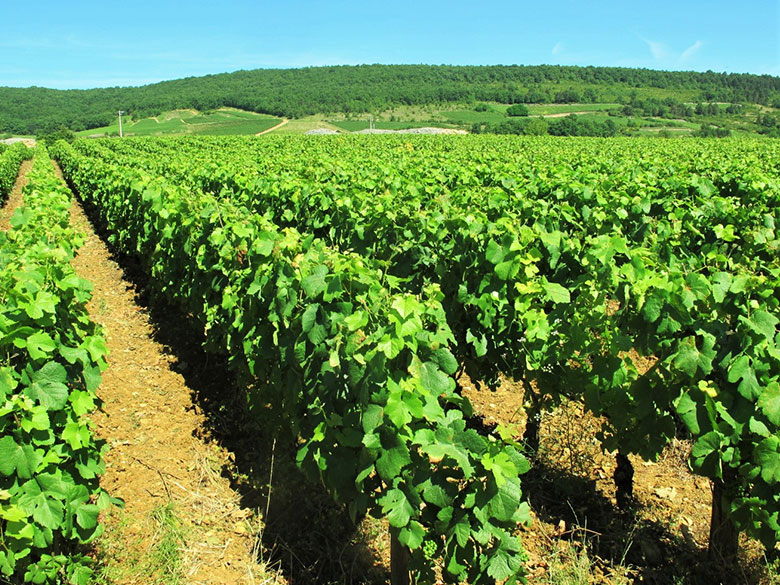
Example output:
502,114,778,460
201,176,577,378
391,529,413,585
613,451,634,509
708,469,738,562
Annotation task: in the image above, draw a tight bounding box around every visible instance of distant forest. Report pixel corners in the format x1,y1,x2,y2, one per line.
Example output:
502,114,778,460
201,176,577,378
2,64,779,135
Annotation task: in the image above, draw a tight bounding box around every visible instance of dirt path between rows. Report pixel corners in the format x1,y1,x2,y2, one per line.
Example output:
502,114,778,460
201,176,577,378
256,118,288,135
59,161,276,585
0,159,33,230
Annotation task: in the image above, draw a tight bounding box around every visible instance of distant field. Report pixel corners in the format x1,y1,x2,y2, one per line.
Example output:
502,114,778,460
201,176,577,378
637,127,694,134
328,120,450,132
437,103,620,125
527,103,620,115
77,108,281,137
643,117,699,128
267,115,344,134
440,110,508,125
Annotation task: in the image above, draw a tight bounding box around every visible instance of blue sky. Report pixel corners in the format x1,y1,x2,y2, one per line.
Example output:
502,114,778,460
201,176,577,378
1,0,778,89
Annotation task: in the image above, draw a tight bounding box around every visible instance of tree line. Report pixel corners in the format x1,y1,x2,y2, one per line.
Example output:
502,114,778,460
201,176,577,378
472,115,620,137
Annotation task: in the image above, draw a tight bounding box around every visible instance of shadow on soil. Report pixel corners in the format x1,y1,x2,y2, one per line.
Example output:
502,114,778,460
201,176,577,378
72,188,769,585
143,299,389,585
522,458,766,585
75,196,388,585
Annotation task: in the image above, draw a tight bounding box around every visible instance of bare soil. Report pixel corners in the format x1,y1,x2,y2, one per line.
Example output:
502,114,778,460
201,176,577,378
60,161,274,585
256,118,289,135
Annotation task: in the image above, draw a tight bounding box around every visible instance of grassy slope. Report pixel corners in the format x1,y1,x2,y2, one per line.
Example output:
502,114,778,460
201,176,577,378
67,100,772,138
266,115,344,134
77,108,281,137
527,103,621,115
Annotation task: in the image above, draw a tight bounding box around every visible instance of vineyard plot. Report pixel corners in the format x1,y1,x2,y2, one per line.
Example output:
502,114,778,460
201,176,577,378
52,135,780,583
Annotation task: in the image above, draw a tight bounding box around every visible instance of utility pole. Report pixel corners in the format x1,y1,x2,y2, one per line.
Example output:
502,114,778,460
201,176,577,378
118,110,125,138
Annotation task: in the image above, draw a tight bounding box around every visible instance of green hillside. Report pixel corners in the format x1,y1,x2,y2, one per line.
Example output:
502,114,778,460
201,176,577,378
2,64,780,135
74,108,281,137
50,100,780,139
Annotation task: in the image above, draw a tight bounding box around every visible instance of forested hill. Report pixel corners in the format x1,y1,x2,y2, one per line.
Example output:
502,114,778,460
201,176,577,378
2,64,780,135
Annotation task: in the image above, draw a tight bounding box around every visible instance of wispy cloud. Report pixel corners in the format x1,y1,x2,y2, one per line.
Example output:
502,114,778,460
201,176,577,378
641,36,703,66
679,40,703,62
552,42,564,56
643,38,670,61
